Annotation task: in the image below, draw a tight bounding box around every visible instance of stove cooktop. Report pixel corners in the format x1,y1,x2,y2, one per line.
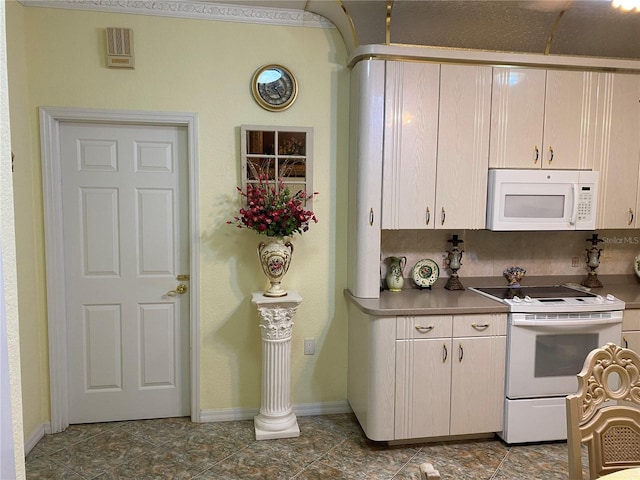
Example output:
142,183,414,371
469,284,625,313
472,285,595,300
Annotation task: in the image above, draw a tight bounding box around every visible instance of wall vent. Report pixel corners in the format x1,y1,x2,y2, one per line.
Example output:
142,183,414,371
106,27,134,69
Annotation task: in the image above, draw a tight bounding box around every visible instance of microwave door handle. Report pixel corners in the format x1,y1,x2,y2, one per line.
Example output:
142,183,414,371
570,184,579,226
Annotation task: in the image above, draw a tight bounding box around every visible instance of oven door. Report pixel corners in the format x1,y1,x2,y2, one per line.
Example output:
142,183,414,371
506,311,623,399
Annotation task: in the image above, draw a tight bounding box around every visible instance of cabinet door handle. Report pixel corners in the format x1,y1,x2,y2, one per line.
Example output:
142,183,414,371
624,337,629,349
471,322,490,330
459,343,464,362
441,207,446,225
629,208,634,226
548,146,554,164
534,146,539,164
442,344,448,363
426,207,430,226
369,208,374,226
415,325,434,333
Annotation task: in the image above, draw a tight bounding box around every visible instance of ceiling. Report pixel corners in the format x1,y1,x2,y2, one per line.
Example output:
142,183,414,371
221,0,640,61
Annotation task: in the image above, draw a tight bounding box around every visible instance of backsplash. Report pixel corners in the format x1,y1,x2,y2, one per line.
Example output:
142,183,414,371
381,229,640,283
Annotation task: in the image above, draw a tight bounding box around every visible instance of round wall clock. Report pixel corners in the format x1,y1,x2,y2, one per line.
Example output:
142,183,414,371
251,64,298,112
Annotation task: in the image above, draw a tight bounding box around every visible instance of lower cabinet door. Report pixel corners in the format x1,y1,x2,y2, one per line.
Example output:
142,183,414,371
449,336,506,435
623,331,640,353
395,338,451,439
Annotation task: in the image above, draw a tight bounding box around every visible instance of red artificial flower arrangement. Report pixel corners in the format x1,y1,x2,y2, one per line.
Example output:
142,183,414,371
228,175,318,237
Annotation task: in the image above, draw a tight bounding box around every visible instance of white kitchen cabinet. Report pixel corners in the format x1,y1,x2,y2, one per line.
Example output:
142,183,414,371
436,65,492,229
394,315,453,438
394,313,506,440
382,62,492,229
450,334,506,435
595,73,640,229
347,60,385,298
381,61,439,230
622,309,640,353
490,68,599,170
347,304,396,441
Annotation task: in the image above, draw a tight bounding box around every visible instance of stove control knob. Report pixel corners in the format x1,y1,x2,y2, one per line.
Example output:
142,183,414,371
606,294,616,302
511,296,521,303
523,295,533,303
595,295,604,303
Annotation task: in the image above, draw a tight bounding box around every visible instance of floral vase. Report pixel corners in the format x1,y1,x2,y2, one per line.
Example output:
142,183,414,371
257,238,294,297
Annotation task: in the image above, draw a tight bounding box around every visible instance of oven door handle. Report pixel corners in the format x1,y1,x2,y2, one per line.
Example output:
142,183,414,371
511,318,622,327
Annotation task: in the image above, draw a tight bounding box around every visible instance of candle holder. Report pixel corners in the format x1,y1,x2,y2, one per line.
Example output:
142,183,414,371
581,233,603,289
445,235,465,290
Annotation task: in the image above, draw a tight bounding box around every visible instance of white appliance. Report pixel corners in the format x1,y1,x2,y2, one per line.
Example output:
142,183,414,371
486,169,599,231
470,285,624,444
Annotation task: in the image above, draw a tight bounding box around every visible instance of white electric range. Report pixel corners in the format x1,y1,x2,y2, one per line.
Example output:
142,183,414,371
470,284,625,443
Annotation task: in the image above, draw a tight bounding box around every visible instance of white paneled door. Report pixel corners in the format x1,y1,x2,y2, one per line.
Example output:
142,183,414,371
59,122,190,423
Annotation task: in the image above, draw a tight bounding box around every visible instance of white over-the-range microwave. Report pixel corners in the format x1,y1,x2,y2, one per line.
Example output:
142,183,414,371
486,169,599,231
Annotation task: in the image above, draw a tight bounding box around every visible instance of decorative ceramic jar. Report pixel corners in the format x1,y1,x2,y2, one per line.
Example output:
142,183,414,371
386,256,406,292
257,238,293,297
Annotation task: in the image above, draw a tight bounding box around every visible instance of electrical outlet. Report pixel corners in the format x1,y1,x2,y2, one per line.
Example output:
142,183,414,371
571,257,580,267
304,338,315,355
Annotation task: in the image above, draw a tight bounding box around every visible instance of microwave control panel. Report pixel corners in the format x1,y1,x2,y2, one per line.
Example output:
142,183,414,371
577,186,594,223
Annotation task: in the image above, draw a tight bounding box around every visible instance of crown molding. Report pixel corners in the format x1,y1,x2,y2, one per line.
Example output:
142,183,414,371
18,0,335,28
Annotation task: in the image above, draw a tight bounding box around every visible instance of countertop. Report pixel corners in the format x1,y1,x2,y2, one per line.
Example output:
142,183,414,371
346,274,640,316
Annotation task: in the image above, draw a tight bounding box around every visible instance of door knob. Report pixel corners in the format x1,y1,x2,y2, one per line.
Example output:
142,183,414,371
165,284,188,297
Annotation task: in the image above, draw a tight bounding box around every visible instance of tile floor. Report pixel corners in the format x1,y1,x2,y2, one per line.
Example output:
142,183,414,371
25,413,579,479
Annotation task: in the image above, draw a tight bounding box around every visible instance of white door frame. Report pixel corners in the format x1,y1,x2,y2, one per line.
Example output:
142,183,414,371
40,107,200,433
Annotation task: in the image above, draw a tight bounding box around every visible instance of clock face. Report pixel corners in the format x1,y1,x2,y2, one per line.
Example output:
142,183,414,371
252,65,298,112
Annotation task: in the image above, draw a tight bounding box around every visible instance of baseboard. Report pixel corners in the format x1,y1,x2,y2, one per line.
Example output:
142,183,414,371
293,400,352,416
199,400,352,423
24,422,50,455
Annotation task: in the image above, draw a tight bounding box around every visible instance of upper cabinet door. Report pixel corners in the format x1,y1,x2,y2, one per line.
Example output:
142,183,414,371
596,73,640,229
381,61,440,229
435,64,492,229
490,68,546,169
542,70,599,170
490,68,599,170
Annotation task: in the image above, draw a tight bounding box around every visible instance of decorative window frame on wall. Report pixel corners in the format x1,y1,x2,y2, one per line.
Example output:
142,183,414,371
241,125,314,205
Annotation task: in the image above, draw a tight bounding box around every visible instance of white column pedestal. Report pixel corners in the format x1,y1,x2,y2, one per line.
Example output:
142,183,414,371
251,291,302,440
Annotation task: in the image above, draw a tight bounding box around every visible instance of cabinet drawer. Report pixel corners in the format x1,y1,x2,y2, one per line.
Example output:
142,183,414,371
396,315,453,339
623,309,640,331
452,314,507,337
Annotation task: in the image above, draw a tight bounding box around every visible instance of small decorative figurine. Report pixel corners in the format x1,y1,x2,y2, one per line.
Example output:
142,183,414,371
504,266,526,287
385,256,406,292
445,235,465,290
582,233,603,288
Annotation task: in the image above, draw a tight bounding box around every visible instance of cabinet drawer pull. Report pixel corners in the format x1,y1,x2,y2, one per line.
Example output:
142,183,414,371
369,208,374,226
415,325,434,333
441,207,446,225
471,323,490,330
629,208,634,226
426,207,430,225
442,344,448,363
548,146,554,164
534,146,539,164
624,336,629,349
459,343,464,362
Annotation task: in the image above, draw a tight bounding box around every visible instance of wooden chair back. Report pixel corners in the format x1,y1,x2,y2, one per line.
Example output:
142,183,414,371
566,343,640,479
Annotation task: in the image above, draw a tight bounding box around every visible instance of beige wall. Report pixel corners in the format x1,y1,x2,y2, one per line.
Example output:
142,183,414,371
6,0,49,442
6,1,350,434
